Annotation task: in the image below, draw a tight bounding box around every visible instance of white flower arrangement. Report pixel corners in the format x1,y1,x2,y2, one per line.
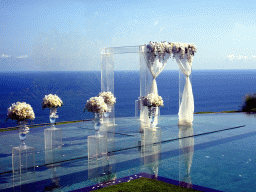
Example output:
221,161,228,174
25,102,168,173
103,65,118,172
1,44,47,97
42,94,63,109
85,96,108,114
146,41,197,63
98,92,116,106
141,93,164,108
7,102,35,122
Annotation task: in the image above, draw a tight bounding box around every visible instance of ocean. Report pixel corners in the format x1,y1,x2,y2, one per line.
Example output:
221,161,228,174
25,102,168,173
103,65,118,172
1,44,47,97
0,70,256,128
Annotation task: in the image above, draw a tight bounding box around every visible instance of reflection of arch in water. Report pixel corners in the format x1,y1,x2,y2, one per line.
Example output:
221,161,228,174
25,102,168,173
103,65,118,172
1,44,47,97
140,127,161,177
178,124,194,188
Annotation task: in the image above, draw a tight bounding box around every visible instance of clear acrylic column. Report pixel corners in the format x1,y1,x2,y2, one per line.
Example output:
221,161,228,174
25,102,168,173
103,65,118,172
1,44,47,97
44,127,62,150
12,146,35,185
101,48,115,127
100,48,114,156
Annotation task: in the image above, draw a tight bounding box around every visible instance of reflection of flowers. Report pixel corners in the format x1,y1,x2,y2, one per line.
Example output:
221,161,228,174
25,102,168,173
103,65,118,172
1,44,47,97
85,96,108,114
98,92,116,106
18,121,30,134
7,102,35,121
141,93,164,108
146,41,197,63
42,94,63,109
50,108,58,118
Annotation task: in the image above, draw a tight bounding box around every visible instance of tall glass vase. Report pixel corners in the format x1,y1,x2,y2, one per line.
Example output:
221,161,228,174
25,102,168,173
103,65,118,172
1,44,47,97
49,108,58,129
18,121,29,149
94,113,103,136
148,107,158,129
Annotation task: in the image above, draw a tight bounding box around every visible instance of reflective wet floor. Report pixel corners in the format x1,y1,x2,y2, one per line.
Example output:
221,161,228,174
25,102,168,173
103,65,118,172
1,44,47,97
0,113,256,191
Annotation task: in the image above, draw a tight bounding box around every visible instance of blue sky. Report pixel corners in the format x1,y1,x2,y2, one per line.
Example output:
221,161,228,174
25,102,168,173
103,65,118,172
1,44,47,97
1,0,256,71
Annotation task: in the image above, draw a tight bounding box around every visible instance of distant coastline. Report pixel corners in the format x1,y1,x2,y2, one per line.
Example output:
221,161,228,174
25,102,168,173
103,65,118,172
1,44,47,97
0,111,244,132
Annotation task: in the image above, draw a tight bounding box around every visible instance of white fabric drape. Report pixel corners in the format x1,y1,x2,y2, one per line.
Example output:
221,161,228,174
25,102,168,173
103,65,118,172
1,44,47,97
142,50,169,127
174,54,194,125
145,52,170,94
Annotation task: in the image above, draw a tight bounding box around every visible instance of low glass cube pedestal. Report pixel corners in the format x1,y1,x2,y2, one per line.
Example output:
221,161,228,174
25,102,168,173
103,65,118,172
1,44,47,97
44,127,62,150
88,135,107,159
12,146,35,184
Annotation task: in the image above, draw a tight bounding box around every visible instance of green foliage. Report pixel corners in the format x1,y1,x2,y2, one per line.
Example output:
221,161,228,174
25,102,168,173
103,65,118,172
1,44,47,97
94,178,200,192
242,94,256,113
194,111,215,114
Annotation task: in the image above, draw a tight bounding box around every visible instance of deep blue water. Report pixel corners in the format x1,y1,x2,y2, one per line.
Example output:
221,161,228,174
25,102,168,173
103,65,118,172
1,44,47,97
0,70,255,128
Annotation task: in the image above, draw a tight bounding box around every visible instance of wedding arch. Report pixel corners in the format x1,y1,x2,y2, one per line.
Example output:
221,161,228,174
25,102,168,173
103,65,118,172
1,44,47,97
101,42,197,126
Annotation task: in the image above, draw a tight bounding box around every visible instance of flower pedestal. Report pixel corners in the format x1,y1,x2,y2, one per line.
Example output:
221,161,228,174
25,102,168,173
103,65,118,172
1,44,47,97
44,127,62,151
12,146,35,185
88,135,107,159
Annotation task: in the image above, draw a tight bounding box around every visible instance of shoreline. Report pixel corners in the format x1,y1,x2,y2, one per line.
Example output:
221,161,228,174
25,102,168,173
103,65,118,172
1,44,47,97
0,110,244,132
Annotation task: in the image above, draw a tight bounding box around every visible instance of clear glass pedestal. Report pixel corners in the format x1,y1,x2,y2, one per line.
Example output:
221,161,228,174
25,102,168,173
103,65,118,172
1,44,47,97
12,146,35,185
44,127,62,150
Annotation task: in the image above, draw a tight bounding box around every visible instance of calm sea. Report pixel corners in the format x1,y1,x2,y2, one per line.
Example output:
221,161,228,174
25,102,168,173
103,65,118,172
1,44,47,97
0,70,255,128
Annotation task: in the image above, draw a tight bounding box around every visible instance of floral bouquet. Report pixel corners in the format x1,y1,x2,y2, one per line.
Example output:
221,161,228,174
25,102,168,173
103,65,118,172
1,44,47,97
42,94,63,119
141,93,164,108
141,93,163,128
98,92,116,112
85,96,108,135
7,102,35,136
7,102,35,122
42,94,63,109
84,96,108,114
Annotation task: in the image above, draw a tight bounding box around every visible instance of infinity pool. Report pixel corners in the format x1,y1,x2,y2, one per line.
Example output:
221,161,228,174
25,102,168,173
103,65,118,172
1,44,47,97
0,113,255,191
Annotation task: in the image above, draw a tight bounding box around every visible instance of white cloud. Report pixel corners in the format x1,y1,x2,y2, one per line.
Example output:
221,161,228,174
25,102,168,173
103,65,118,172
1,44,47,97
226,54,235,60
226,54,256,60
17,55,28,59
154,21,158,26
1,54,11,58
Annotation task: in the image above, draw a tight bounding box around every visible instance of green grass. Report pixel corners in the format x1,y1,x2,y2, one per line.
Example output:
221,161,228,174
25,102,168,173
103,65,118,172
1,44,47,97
194,110,239,114
194,111,215,114
94,178,201,192
221,110,240,113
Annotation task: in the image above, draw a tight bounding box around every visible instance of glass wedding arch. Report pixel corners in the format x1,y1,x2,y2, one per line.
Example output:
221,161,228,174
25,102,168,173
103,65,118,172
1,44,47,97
101,43,196,126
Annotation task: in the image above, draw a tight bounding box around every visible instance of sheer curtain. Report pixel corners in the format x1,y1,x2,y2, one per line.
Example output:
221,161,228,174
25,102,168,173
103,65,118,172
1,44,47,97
143,49,169,126
174,54,194,125
145,52,170,94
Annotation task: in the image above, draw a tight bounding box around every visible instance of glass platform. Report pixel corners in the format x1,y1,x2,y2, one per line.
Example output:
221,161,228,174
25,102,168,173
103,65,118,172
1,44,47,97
0,113,256,191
